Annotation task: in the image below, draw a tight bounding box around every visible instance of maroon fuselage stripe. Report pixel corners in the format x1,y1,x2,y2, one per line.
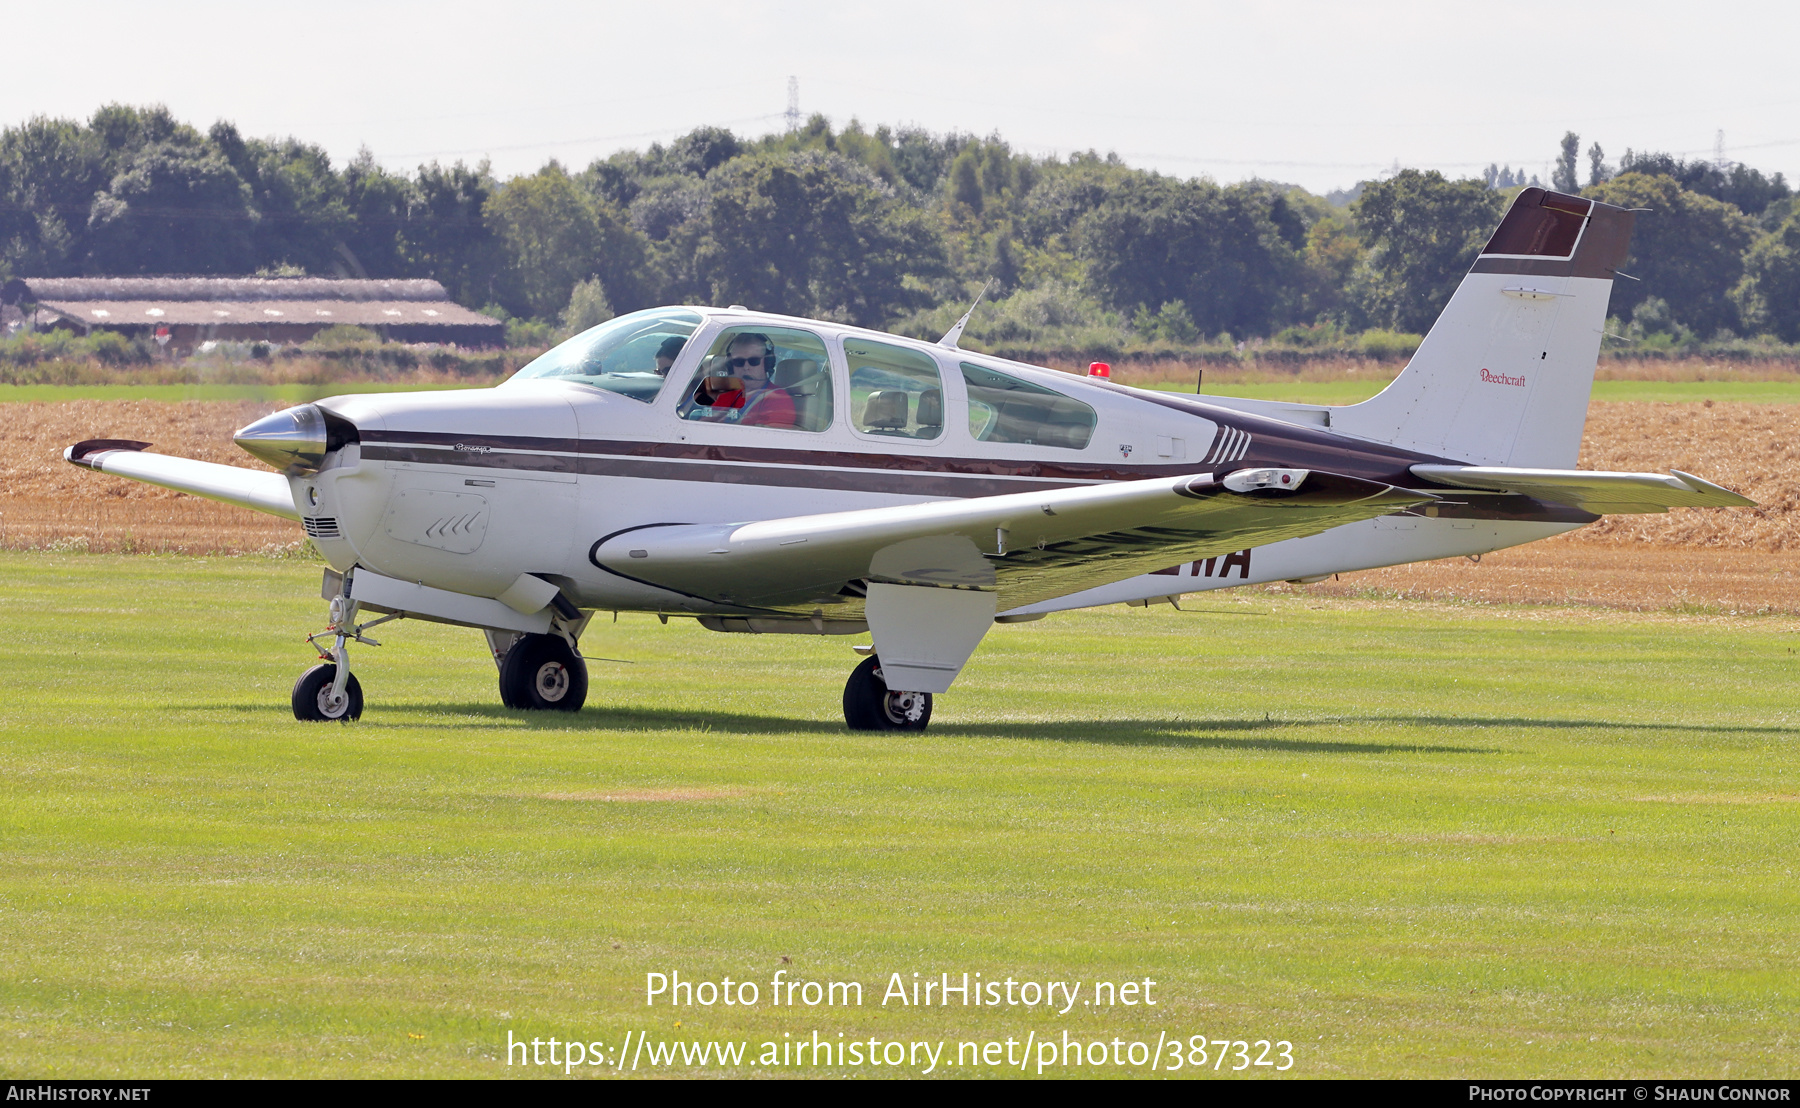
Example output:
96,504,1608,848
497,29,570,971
359,437,1596,525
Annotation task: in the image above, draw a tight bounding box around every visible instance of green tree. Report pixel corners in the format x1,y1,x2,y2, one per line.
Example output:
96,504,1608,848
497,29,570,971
888,126,958,193
1133,300,1199,342
1350,169,1501,333
687,152,943,326
1585,172,1757,336
85,141,258,274
1299,210,1364,323
1078,176,1306,336
1553,131,1580,193
1587,142,1611,188
484,162,647,319
979,143,1014,199
1617,150,1791,218
404,161,503,305
0,116,105,275
337,151,413,277
948,148,983,215
88,104,195,175
1732,211,1800,341
561,276,613,334
665,126,742,177
210,123,354,275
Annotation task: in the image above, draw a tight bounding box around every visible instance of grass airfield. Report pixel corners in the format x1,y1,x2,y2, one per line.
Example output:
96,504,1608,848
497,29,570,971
2,552,1797,1078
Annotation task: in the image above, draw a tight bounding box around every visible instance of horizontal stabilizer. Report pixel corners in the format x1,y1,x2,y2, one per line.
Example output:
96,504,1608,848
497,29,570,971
1410,464,1755,514
65,440,300,520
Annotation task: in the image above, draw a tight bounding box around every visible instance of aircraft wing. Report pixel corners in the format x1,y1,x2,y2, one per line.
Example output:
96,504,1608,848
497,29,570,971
65,440,300,520
1410,464,1754,514
591,467,1431,614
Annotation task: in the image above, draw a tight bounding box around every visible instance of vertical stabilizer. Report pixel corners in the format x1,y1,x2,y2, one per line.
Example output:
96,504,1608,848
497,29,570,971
1332,189,1635,468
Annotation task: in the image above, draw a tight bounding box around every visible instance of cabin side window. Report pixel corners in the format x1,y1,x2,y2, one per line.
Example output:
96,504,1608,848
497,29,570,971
676,326,835,432
959,362,1097,449
846,338,944,440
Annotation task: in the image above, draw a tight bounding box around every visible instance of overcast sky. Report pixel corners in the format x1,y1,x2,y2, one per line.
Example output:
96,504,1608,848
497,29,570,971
7,0,1796,194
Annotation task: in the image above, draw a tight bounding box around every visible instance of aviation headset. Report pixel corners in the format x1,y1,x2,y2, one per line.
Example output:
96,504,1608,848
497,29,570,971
724,331,777,371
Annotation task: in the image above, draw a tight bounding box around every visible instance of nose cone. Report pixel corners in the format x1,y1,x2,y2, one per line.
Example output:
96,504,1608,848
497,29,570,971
235,403,327,473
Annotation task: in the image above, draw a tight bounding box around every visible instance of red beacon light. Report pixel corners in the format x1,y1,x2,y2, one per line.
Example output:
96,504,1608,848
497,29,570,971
1087,362,1111,378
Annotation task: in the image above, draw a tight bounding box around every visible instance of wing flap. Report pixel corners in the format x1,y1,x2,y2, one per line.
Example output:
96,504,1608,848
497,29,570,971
66,440,300,520
1411,464,1754,514
592,467,1432,613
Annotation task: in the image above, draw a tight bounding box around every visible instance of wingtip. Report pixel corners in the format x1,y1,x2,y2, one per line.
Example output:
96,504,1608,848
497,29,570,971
1671,469,1758,508
65,439,152,469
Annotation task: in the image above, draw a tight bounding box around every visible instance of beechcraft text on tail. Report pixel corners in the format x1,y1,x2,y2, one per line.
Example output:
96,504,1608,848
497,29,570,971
66,187,1754,729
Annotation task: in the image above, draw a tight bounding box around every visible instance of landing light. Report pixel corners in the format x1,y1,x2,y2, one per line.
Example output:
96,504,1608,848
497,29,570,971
235,404,328,474
1223,468,1309,494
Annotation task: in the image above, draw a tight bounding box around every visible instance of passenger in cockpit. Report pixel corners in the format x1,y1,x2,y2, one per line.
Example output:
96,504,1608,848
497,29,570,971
654,336,686,376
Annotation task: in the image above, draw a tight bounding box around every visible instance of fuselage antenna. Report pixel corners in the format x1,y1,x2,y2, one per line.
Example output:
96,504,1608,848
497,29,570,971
938,279,995,349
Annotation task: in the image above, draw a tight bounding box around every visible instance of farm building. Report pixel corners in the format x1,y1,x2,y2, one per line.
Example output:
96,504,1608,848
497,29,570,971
0,276,503,350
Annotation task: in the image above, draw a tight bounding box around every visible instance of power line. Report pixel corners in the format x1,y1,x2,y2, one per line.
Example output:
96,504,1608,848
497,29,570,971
378,114,785,161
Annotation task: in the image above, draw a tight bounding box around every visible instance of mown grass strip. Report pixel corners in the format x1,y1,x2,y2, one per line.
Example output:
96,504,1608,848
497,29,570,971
0,553,1795,1077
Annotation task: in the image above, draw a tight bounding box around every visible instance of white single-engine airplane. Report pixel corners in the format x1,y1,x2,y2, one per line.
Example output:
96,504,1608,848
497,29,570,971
68,188,1753,728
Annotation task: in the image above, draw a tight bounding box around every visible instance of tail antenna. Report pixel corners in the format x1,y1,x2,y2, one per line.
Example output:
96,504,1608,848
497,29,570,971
938,279,995,349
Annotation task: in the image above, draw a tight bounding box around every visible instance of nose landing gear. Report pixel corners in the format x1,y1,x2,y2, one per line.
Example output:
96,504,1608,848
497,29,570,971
293,587,397,722
842,654,932,732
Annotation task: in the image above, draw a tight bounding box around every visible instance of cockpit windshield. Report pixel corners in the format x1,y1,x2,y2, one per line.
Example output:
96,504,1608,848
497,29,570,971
504,308,703,403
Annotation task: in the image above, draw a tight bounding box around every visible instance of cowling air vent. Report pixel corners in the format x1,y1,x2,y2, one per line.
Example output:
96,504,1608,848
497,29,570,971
303,517,342,539
383,489,489,554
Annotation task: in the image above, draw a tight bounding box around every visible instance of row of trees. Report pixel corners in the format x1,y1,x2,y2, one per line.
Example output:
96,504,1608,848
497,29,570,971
3,105,1798,347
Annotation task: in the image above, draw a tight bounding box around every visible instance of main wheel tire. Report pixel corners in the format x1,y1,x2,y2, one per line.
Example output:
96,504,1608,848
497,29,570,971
842,655,932,732
498,633,588,712
292,663,363,722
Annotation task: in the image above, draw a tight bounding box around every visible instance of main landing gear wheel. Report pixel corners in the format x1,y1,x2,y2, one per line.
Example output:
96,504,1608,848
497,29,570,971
292,663,363,722
499,633,588,712
842,655,932,732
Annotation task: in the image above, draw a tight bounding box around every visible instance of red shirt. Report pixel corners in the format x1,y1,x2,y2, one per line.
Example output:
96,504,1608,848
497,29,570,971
738,385,797,428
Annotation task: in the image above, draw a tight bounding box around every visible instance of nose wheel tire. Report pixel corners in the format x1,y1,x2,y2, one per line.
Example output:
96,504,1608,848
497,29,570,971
842,655,932,732
499,633,588,712
292,663,363,722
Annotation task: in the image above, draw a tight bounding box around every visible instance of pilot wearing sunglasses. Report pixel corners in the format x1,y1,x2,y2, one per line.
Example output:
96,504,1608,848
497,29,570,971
690,332,797,427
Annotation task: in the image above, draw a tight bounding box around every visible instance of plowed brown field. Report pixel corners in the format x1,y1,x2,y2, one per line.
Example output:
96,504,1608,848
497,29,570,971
0,400,297,554
4,398,1797,612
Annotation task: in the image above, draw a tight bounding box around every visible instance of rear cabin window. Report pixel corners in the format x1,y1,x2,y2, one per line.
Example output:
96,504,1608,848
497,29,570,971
505,308,701,403
846,338,944,440
960,362,1097,449
676,326,834,432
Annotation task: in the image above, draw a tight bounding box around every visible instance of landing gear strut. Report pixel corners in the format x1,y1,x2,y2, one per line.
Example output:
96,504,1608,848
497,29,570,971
497,632,589,712
293,579,397,722
842,655,932,732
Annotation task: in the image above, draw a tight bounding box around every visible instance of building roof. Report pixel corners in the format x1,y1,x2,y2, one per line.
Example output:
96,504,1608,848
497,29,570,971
0,275,501,334
35,298,496,329
2,276,456,304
